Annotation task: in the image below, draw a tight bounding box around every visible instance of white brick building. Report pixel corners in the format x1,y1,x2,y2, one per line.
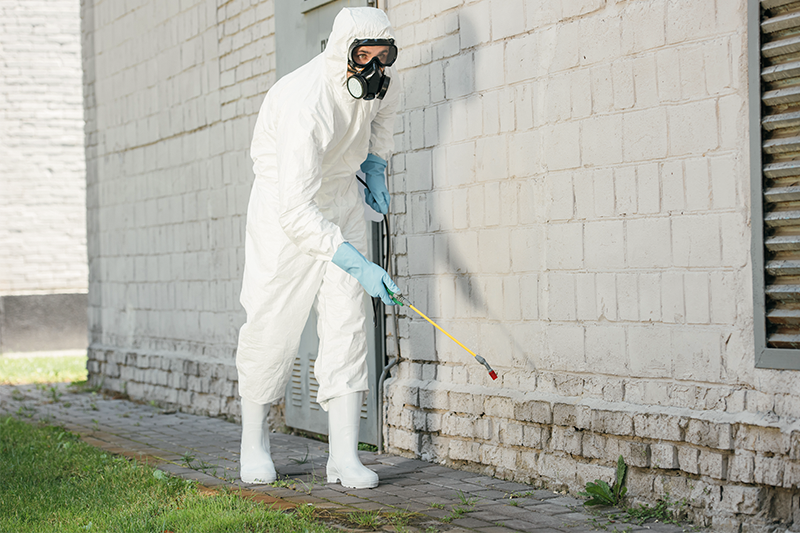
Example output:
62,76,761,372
0,0,88,352
82,1,800,530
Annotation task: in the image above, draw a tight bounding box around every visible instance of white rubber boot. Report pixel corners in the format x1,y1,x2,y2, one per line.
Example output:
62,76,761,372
239,397,276,484
326,392,379,489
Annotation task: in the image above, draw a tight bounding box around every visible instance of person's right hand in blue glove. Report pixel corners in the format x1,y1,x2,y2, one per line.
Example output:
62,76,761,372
332,242,398,305
361,153,390,215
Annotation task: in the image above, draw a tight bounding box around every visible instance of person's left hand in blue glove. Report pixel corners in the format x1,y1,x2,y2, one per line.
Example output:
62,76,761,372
361,153,390,214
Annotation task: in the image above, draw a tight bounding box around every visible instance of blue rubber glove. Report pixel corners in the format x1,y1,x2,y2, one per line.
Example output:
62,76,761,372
361,153,390,215
332,242,398,305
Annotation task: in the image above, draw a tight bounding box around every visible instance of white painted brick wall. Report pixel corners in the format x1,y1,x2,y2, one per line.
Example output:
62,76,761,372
383,0,769,397
0,0,87,295
382,0,800,524
83,0,275,416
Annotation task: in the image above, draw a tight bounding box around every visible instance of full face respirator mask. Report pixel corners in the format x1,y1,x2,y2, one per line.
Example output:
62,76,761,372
346,38,398,100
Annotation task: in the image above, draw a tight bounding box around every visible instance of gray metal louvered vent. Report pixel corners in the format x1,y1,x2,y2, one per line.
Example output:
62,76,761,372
761,0,800,349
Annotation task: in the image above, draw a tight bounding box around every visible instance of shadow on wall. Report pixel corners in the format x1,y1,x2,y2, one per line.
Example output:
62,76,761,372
410,10,532,377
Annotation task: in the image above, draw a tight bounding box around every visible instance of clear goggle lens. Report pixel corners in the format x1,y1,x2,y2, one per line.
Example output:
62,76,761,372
349,39,397,67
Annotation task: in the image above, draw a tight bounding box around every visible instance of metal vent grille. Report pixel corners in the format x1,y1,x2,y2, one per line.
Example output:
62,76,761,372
289,352,367,416
761,0,800,348
290,350,322,411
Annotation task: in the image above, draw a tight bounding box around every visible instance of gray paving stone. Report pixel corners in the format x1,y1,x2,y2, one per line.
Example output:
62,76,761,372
388,488,430,499
452,516,495,528
417,507,450,519
518,490,562,501
409,495,454,505
424,487,466,498
365,495,408,505
471,489,510,500
418,465,454,474
342,487,380,498
547,496,584,507
641,522,686,532
391,501,431,513
494,504,544,518
490,518,549,532
491,482,539,492
522,502,575,515
378,476,429,485
349,501,388,511
440,469,476,479
433,479,487,492
557,511,594,522
504,512,566,530
323,494,366,504
471,508,521,522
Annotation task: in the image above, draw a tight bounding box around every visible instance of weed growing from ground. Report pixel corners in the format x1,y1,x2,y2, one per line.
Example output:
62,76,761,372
386,510,416,526
16,405,36,418
347,510,381,528
580,455,628,506
295,503,315,521
69,379,103,394
289,445,310,464
271,477,297,489
440,506,471,523
457,489,478,506
624,494,689,526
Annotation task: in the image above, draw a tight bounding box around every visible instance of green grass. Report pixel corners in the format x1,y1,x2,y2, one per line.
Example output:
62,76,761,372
0,416,336,532
346,510,381,528
0,354,88,385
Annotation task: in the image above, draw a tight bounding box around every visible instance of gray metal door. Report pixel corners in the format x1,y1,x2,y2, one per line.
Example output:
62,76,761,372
276,0,383,444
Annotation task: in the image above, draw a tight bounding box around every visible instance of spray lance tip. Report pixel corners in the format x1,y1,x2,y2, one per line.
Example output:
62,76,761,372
474,354,499,380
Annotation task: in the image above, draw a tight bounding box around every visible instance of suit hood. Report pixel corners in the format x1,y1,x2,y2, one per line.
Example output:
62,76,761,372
324,7,396,89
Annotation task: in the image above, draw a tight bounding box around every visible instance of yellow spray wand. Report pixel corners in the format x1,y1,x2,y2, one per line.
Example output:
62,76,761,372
388,289,498,380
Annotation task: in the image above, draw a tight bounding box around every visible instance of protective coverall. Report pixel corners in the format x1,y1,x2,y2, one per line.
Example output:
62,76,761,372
236,7,399,488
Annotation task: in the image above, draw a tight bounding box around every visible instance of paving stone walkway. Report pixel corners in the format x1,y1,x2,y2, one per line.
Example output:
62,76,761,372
0,382,690,533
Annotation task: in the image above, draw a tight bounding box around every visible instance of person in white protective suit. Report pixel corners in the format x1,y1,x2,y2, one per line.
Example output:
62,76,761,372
236,7,401,490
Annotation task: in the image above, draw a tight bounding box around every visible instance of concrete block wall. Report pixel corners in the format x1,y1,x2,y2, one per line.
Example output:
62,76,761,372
82,0,275,417
0,0,87,296
382,1,800,530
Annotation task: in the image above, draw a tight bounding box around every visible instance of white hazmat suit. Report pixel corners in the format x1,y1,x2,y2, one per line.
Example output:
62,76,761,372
236,8,399,488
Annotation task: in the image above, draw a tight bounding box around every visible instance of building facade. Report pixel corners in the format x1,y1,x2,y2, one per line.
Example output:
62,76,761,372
81,0,800,530
0,0,88,353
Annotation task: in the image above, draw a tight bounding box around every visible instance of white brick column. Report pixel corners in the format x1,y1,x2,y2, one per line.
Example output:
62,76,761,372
0,0,87,295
